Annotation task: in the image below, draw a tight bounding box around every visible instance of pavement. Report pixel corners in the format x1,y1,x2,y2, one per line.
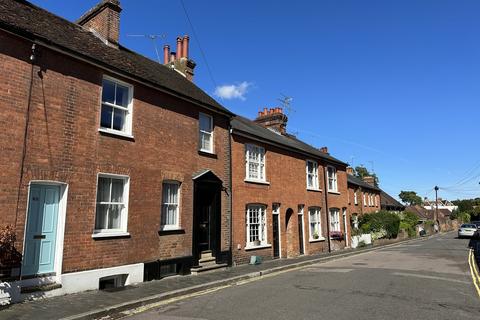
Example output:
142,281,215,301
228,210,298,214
123,232,480,320
0,232,473,320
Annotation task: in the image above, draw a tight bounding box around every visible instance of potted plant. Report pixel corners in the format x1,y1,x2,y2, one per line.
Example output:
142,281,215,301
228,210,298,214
253,239,261,246
313,231,319,240
329,231,344,240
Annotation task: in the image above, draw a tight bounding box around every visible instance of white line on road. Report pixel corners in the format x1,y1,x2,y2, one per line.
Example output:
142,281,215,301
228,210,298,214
303,268,354,273
392,272,470,284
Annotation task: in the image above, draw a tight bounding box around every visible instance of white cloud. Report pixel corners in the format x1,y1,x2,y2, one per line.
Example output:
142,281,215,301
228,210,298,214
214,81,251,101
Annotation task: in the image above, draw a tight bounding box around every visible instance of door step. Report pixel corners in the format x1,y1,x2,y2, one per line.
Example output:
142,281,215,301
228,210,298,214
20,283,62,294
190,263,228,275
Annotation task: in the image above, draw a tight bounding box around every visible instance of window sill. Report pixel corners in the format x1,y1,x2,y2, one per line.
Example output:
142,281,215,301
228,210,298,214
309,237,326,243
98,128,135,140
307,188,322,192
244,179,270,185
198,150,217,159
92,232,131,239
328,190,341,195
245,244,271,251
158,228,185,235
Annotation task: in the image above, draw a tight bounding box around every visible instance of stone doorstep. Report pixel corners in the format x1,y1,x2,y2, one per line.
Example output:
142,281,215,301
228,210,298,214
20,283,62,294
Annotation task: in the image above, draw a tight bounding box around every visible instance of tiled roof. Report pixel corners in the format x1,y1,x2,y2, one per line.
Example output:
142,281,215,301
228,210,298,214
231,115,348,166
380,190,405,209
0,0,233,116
347,174,381,191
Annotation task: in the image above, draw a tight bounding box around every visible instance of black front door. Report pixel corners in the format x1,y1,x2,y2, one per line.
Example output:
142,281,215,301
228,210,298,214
198,195,212,253
193,173,221,265
273,214,280,258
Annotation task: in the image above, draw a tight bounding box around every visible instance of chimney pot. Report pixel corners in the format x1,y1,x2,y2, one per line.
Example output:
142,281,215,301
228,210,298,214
170,52,176,63
182,35,189,58
163,45,170,65
319,147,329,154
346,166,354,175
176,37,183,60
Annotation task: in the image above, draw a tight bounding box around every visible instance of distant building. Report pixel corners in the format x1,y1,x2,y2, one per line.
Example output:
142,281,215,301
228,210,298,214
380,190,405,212
423,198,458,212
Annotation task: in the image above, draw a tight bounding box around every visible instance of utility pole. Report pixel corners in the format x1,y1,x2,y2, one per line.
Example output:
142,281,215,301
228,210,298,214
434,186,439,232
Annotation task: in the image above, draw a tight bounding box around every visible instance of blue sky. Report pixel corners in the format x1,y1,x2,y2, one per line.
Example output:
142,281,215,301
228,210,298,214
31,0,480,201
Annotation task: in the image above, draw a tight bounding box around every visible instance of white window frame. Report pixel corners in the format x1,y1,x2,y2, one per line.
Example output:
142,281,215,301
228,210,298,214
308,207,323,241
246,204,268,247
306,160,319,190
363,193,366,207
93,173,130,237
99,75,134,138
245,144,266,182
329,208,341,232
327,166,338,192
374,194,378,207
160,181,181,231
298,204,306,253
199,112,214,153
354,189,358,205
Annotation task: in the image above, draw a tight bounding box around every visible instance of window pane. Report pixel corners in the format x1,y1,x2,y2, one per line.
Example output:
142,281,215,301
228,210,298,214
199,114,212,132
97,177,110,202
102,79,115,104
108,204,122,229
200,132,212,150
115,84,129,107
95,204,108,229
113,108,126,131
100,104,113,129
111,178,124,202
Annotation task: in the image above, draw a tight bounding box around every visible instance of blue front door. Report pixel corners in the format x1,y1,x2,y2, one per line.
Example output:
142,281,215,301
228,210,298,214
22,185,60,276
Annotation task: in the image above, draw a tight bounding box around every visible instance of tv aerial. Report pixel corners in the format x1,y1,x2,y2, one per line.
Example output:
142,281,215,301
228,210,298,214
277,93,295,116
126,34,166,63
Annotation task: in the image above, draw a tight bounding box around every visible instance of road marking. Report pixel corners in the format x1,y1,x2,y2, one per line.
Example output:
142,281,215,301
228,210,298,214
468,249,480,299
303,268,354,273
392,272,470,284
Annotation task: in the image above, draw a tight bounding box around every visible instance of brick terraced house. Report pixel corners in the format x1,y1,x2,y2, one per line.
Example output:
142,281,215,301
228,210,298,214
231,108,350,265
346,168,382,228
0,0,234,300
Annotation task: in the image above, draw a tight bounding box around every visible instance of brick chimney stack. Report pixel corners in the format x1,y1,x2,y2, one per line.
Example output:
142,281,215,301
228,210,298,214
362,176,375,186
254,107,288,135
163,35,196,81
346,167,354,175
319,147,329,154
77,0,122,47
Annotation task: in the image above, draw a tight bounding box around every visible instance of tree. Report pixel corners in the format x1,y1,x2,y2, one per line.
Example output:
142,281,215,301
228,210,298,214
399,191,423,206
354,165,379,187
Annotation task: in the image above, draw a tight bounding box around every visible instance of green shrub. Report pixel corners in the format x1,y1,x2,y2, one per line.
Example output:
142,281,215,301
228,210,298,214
358,210,401,239
399,211,419,238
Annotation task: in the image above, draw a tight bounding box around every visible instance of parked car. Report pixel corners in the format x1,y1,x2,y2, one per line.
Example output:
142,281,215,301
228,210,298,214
458,224,478,238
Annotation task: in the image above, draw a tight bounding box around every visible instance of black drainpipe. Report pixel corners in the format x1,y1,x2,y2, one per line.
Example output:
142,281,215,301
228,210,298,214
228,124,233,266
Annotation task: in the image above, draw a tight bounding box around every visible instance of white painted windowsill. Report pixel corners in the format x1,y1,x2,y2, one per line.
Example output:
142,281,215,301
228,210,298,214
160,226,182,231
92,231,130,239
309,237,326,243
244,179,270,185
98,128,134,139
307,188,322,192
328,190,341,195
245,244,272,251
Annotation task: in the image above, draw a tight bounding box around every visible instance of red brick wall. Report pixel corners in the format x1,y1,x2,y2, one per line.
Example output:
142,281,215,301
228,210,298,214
347,181,381,224
231,134,349,265
0,31,231,274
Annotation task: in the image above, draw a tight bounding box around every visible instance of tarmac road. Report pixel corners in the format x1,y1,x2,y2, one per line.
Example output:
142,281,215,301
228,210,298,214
124,232,480,320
